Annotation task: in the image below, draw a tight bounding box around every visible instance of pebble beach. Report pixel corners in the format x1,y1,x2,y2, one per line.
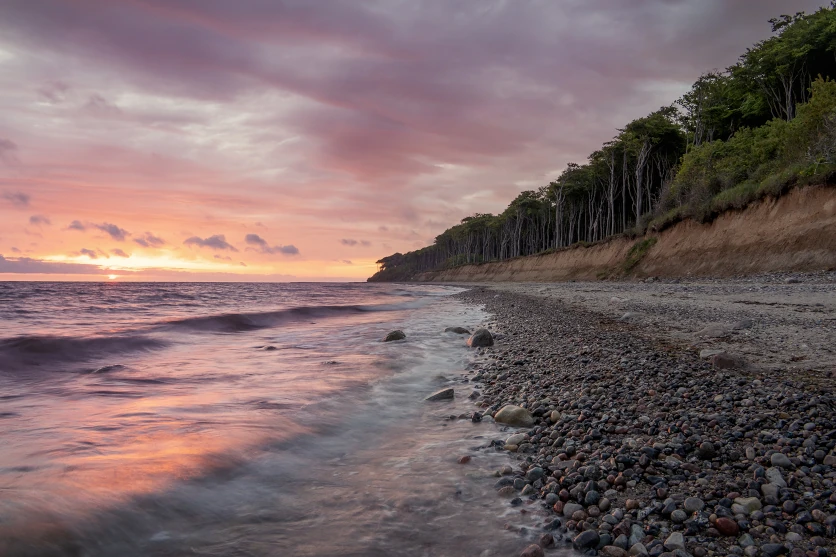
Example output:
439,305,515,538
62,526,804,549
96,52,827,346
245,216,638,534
453,280,836,557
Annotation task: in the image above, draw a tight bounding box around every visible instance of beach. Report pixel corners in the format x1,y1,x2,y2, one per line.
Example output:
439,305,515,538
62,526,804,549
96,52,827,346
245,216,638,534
453,273,835,557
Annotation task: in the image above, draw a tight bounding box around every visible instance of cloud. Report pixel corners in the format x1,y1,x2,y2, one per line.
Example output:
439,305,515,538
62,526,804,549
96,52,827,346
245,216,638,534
0,254,104,275
79,248,98,259
244,233,299,255
29,215,51,226
10,247,21,253
213,254,232,260
184,234,238,251
66,220,129,241
37,80,70,103
0,139,18,163
341,238,370,247
111,248,129,257
342,260,353,264
2,191,30,208
133,232,165,248
93,222,129,241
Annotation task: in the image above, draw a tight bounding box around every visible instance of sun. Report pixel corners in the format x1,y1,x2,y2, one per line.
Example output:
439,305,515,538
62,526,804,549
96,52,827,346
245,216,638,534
108,274,119,280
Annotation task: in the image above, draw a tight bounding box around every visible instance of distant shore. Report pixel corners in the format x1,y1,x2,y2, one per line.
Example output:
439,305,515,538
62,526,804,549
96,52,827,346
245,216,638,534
456,279,835,557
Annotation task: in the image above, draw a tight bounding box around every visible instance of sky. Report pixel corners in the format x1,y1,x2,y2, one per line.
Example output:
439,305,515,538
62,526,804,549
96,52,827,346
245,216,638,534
0,0,829,282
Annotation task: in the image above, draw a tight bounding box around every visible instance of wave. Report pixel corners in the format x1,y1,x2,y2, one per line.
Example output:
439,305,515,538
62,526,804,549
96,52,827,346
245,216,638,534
157,302,407,333
0,334,167,372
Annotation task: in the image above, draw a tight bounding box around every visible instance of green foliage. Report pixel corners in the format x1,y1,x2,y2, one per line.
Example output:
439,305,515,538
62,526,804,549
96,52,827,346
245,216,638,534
369,5,836,282
622,238,658,273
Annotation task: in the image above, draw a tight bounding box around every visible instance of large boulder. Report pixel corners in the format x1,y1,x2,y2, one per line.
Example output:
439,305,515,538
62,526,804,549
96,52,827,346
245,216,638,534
383,330,406,342
425,388,454,401
494,405,534,427
444,327,470,334
467,328,494,347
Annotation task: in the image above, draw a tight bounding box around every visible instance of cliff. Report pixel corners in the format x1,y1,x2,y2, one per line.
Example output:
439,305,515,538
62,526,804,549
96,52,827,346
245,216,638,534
405,185,836,282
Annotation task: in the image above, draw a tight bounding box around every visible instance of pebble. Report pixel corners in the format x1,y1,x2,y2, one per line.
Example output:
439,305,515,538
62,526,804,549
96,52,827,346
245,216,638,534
454,289,836,557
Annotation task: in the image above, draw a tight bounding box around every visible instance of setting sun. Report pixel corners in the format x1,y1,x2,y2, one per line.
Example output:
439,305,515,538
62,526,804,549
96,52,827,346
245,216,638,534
108,274,118,280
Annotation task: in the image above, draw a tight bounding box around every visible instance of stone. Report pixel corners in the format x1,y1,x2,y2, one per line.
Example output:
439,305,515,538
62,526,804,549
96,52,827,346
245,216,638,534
520,544,545,557
563,503,584,518
425,388,454,401
699,349,725,359
602,546,629,557
526,467,544,482
698,442,717,459
684,497,705,513
765,467,787,487
630,543,649,557
383,330,406,342
761,544,787,557
770,453,794,469
664,533,685,551
466,328,494,347
715,517,740,536
505,433,527,446
494,405,534,427
550,410,561,423
444,327,470,334
574,530,601,550
712,352,742,369
733,497,762,514
498,486,516,497
696,325,730,338
671,510,687,523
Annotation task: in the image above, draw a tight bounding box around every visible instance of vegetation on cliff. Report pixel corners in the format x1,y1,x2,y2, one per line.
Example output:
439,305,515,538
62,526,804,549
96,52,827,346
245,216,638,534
369,5,836,282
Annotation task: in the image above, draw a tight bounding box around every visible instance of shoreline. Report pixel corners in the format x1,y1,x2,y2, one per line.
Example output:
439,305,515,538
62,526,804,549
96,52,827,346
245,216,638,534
455,284,835,557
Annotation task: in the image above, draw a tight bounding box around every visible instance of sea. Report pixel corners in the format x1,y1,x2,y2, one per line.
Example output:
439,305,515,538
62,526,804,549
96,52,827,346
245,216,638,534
0,282,556,556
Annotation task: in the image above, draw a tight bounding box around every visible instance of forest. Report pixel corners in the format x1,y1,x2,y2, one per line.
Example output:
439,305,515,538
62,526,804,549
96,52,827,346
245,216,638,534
369,4,836,282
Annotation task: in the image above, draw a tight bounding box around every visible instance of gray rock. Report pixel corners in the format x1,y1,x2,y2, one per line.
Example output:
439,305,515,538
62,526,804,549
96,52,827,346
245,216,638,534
526,467,544,482
574,530,600,550
699,349,725,359
466,328,494,347
664,532,685,551
629,543,649,557
444,327,470,334
383,330,406,342
671,510,687,523
684,497,705,513
761,483,780,499
761,544,787,557
563,502,584,518
732,497,762,514
765,467,787,487
770,453,794,469
695,324,730,338
425,388,454,401
494,405,534,427
505,433,527,446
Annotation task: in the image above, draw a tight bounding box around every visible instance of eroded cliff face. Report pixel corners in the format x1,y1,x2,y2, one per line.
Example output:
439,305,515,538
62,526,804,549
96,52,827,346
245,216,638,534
414,185,836,282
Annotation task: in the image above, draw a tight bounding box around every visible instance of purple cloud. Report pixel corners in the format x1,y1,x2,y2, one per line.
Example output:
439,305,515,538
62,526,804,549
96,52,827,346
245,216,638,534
29,215,51,226
2,191,30,208
79,248,98,259
0,254,102,274
111,248,129,258
94,222,129,241
184,234,238,251
245,233,299,255
133,232,165,248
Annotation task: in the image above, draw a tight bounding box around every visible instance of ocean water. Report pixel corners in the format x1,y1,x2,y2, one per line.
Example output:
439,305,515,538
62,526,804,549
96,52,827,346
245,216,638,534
0,282,557,556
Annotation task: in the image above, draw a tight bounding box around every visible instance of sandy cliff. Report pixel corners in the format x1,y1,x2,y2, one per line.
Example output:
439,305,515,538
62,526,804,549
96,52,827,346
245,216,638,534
415,185,836,282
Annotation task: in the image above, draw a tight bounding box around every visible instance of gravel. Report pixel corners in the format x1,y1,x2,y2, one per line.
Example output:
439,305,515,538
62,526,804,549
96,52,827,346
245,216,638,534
451,280,836,557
